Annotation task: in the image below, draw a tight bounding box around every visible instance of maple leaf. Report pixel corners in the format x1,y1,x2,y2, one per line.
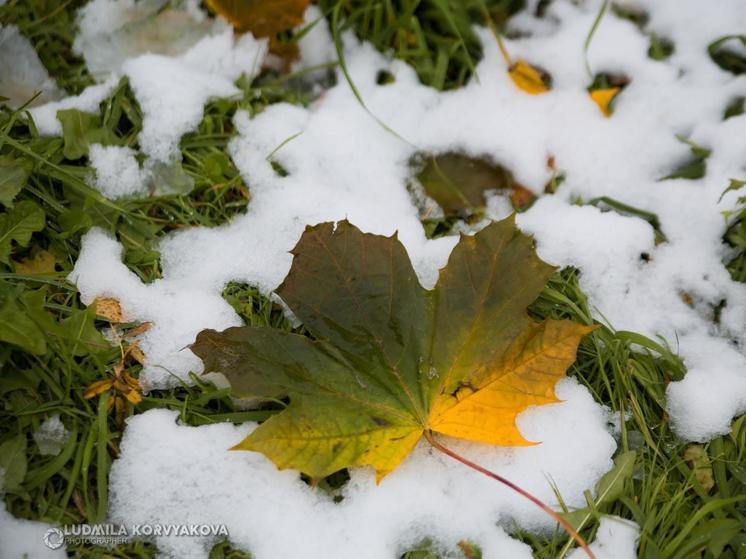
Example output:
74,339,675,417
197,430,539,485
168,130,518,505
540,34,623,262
416,153,536,219
193,216,592,481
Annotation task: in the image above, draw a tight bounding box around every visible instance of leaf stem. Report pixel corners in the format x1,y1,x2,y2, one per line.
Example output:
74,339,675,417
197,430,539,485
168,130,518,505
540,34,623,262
423,430,597,559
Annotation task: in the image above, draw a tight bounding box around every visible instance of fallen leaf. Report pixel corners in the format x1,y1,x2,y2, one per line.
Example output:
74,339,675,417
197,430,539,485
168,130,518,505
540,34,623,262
683,445,715,492
14,249,56,275
123,321,153,338
508,59,550,94
84,363,142,419
416,153,534,218
77,7,214,76
590,87,621,117
83,379,114,399
94,297,123,323
193,218,593,480
126,342,147,365
205,0,309,38
267,36,301,71
510,183,537,211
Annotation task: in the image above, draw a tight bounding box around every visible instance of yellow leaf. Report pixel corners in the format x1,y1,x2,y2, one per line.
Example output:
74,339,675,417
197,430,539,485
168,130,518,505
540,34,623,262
94,297,123,323
83,379,113,399
127,343,147,366
123,321,152,338
205,0,310,38
509,59,549,95
122,371,141,391
590,87,621,117
428,320,595,445
231,402,422,483
14,249,56,275
683,445,715,492
123,388,142,405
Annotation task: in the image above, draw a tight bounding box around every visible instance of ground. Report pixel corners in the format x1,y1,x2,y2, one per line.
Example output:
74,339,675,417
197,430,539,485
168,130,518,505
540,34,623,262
0,1,745,558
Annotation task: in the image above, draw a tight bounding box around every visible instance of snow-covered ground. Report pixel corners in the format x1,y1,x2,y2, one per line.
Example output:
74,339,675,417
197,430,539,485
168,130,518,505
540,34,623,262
3,0,746,557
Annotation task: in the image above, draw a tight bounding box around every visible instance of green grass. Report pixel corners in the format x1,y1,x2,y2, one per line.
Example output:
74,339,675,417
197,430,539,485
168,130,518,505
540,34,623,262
1,1,745,558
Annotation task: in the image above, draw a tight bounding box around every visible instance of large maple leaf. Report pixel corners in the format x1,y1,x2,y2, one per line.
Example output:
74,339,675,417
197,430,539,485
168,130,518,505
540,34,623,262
192,217,592,481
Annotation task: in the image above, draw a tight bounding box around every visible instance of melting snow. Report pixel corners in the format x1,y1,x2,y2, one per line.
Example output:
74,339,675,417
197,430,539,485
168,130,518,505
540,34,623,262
0,25,63,108
32,415,70,457
109,381,619,558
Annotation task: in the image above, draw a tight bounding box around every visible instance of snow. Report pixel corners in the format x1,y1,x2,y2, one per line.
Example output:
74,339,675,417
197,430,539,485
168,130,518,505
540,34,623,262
123,29,266,163
0,25,63,108
108,380,626,559
73,0,217,77
292,5,337,76
568,517,640,559
4,0,746,556
0,502,66,558
28,78,118,136
33,415,70,457
28,12,266,198
87,144,147,199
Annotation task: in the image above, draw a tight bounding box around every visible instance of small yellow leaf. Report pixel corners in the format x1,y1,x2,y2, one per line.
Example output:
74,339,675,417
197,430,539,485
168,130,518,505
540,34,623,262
127,343,147,366
683,445,715,492
590,87,621,117
14,250,56,275
509,59,550,95
124,322,152,338
94,297,123,323
123,388,142,405
205,0,309,38
510,183,536,212
83,379,113,399
122,371,141,391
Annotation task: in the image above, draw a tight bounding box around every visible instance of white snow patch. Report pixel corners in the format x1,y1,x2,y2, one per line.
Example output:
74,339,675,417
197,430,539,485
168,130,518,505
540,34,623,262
74,0,217,77
87,144,148,199
0,25,63,108
108,379,619,558
0,502,66,558
28,77,118,136
667,335,746,440
33,415,70,457
568,516,640,559
292,5,337,76
122,29,267,163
